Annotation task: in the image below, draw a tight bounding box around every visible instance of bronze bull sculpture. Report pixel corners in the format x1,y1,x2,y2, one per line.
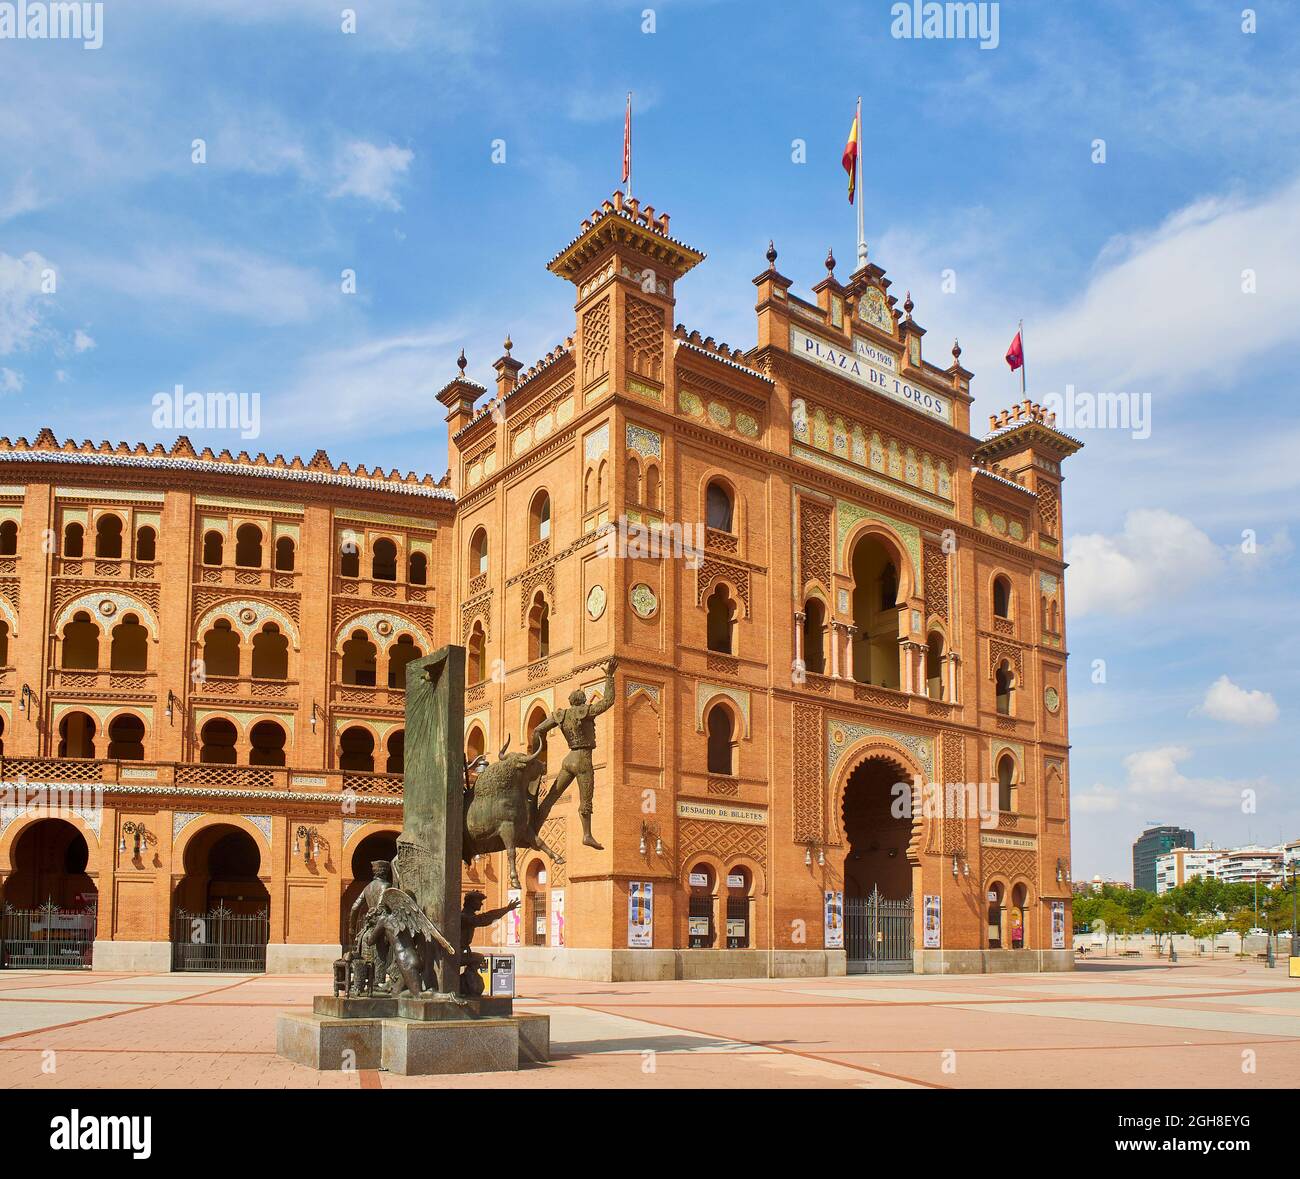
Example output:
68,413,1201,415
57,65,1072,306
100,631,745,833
462,736,565,889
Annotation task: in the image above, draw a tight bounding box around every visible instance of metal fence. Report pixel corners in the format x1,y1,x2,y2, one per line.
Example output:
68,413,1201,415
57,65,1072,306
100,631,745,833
171,906,269,972
0,902,96,970
845,888,913,974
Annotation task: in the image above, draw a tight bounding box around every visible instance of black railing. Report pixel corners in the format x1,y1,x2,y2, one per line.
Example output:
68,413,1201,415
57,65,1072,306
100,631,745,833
171,906,269,972
0,901,96,970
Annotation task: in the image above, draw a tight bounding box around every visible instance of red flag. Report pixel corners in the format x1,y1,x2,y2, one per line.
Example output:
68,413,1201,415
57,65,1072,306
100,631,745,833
1005,330,1024,372
622,94,632,186
842,110,859,204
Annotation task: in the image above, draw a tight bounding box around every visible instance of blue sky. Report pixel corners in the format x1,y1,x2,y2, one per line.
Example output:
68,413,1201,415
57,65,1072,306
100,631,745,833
2,0,1297,880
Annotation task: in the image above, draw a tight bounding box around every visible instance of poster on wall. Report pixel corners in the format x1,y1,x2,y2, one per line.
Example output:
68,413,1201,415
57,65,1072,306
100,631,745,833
1051,901,1065,949
505,888,522,947
550,888,566,947
824,890,844,949
628,881,653,948
923,894,941,948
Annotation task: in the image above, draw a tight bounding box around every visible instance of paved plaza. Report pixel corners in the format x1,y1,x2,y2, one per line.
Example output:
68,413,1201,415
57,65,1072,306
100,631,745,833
1,958,1296,1090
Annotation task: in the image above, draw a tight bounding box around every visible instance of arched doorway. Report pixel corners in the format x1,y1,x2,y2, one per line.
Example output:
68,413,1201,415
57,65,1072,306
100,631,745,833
339,829,399,948
841,754,915,973
172,823,270,971
0,819,97,969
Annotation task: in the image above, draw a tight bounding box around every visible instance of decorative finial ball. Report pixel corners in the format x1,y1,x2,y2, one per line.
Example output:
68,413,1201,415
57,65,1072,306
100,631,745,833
766,239,778,267
904,290,914,315
503,334,513,355
825,247,836,274
457,348,467,373
952,338,962,360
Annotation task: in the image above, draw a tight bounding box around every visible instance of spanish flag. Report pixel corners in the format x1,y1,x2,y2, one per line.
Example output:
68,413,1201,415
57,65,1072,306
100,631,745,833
842,108,860,204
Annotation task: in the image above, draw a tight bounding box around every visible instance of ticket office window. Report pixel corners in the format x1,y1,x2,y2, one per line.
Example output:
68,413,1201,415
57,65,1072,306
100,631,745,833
986,882,1006,950
1009,883,1028,950
687,864,716,949
724,867,752,949
526,861,549,947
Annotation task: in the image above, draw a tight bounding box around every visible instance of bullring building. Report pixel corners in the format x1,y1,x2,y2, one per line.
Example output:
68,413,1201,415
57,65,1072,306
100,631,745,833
0,191,1080,978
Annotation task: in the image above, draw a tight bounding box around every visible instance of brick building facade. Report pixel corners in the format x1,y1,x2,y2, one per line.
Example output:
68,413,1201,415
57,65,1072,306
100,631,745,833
0,190,1079,976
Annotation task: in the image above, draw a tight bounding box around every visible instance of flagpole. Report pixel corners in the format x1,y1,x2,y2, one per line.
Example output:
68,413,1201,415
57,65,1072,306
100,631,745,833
1019,318,1026,398
855,96,866,268
625,92,633,200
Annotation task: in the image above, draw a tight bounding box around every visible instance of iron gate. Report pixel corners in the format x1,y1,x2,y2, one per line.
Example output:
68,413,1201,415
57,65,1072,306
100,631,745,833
0,901,96,970
845,888,913,974
171,906,269,972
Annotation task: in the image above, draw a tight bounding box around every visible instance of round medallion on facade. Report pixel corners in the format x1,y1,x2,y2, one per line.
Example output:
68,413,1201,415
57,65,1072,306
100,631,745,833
238,607,258,625
736,412,759,438
376,619,393,638
98,598,117,618
707,401,731,428
586,584,607,621
1044,686,1060,714
629,583,657,618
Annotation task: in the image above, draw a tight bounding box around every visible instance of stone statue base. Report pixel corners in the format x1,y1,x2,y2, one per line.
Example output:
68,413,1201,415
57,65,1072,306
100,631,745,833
276,1002,546,1076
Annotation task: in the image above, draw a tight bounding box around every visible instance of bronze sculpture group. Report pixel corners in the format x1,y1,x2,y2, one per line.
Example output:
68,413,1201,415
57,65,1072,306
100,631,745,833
342,656,617,999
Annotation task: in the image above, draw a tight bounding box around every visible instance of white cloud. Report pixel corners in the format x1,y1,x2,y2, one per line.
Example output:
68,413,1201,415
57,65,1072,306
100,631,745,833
0,173,41,223
0,250,54,355
1065,508,1222,617
1120,745,1255,811
73,328,95,353
0,367,23,393
1197,675,1279,727
1071,783,1122,815
329,142,413,210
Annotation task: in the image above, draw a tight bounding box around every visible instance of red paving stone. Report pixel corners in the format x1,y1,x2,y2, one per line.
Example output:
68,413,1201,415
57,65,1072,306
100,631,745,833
0,957,1295,1088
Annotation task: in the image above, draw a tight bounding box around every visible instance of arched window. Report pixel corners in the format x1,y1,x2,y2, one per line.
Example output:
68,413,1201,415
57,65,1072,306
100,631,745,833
61,611,100,670
530,491,551,544
467,622,486,684
583,468,595,513
202,530,224,566
995,661,1014,715
202,619,240,679
107,714,145,761
135,526,156,562
0,519,17,555
386,729,405,774
802,599,826,676
95,515,123,558
706,703,735,776
993,575,1012,619
63,521,84,558
725,865,752,949
387,634,422,688
234,524,262,568
199,718,238,765
705,480,734,533
465,724,486,770
408,551,427,585
372,538,398,581
469,528,488,577
987,881,1005,949
997,754,1016,812
644,464,661,510
274,536,295,572
687,863,716,949
0,620,9,667
339,726,375,772
1010,883,1029,950
528,593,550,662
339,535,360,578
926,631,945,700
626,457,642,505
597,459,608,505
525,704,549,774
109,613,148,672
0,712,5,756
705,584,734,654
58,711,97,758
251,624,288,680
341,631,377,686
850,535,903,690
248,720,287,767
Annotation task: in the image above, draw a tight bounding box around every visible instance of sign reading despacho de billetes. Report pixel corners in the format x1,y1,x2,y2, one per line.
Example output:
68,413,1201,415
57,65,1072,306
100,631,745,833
979,832,1037,850
790,324,952,424
676,801,767,826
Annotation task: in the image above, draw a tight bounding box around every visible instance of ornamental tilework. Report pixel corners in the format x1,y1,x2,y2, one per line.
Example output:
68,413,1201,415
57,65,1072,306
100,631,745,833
835,499,922,578
584,423,610,462
826,718,933,780
241,814,273,845
695,683,751,736
625,423,662,459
